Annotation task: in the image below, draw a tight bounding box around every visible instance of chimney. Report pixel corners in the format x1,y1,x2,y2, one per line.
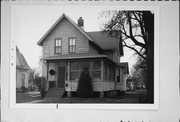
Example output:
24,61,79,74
77,17,84,29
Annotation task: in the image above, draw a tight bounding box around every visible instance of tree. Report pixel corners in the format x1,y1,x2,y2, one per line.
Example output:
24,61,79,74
131,56,147,89
76,67,93,98
100,11,154,103
28,68,41,92
28,68,40,86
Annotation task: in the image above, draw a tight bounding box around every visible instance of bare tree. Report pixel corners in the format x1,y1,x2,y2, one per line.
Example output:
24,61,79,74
100,11,154,103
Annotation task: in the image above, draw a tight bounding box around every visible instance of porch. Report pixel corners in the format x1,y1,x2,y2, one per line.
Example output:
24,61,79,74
42,54,125,97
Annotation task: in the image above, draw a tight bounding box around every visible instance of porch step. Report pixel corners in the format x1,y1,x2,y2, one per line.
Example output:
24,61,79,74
44,88,65,99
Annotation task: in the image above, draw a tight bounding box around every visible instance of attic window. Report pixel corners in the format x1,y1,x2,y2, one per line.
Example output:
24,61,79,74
55,38,62,54
69,38,76,53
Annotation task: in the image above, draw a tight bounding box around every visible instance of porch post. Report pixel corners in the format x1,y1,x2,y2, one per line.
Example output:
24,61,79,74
56,62,58,88
67,61,70,81
46,61,49,91
115,68,117,90
67,61,71,97
101,60,104,81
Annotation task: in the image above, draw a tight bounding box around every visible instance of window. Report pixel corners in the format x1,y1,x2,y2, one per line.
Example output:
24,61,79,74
55,38,62,54
70,62,80,80
70,61,90,80
91,60,101,80
105,63,115,81
117,69,120,82
69,61,102,81
69,38,76,53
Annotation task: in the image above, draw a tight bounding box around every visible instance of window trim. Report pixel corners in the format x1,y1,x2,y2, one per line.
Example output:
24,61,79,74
54,38,62,54
68,37,76,53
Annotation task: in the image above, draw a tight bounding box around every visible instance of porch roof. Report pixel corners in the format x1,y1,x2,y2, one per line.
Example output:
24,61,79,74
42,53,115,64
116,62,129,74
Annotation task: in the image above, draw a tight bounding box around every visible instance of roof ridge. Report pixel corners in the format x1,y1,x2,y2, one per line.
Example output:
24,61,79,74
87,31,106,33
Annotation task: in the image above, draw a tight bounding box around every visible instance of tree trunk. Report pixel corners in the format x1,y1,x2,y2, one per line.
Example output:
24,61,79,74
143,11,154,103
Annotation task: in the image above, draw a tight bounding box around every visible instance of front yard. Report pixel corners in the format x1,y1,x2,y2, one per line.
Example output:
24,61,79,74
16,89,146,103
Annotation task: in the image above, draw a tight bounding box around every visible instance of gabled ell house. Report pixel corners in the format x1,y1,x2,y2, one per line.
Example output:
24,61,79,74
37,14,128,97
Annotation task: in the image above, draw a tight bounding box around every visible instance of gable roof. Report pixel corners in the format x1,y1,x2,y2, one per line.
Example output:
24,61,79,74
37,13,124,55
16,46,30,70
37,13,93,46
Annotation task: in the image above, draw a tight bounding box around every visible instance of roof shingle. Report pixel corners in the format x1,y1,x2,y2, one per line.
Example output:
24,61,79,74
87,31,119,50
16,47,30,70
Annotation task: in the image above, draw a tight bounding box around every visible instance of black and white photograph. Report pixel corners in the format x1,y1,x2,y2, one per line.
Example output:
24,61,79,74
12,6,155,104
1,1,179,122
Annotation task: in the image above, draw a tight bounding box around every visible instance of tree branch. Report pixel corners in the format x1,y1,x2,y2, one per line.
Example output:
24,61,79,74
127,12,146,48
134,35,143,38
123,40,147,60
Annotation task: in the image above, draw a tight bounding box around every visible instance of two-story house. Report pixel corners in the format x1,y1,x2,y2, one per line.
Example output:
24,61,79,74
37,13,128,97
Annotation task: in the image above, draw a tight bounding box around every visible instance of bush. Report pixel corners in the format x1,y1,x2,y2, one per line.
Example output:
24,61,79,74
34,76,47,99
34,77,42,91
76,67,93,98
28,84,36,91
21,86,28,93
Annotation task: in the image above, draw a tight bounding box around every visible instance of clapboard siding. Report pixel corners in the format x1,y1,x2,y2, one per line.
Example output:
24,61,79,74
116,83,126,91
104,50,120,63
65,80,116,92
42,18,89,57
113,49,120,63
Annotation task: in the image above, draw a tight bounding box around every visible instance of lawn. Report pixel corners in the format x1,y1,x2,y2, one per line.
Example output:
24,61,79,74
16,89,146,104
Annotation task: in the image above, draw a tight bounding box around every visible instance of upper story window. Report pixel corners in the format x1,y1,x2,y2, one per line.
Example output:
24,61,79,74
55,38,62,54
69,38,76,53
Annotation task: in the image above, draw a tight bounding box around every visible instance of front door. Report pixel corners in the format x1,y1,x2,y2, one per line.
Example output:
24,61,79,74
58,67,65,88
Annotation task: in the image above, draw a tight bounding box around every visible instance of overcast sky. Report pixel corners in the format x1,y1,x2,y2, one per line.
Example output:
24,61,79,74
11,5,136,72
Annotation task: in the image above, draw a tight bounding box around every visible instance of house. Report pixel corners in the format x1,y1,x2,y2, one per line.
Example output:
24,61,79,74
16,47,30,89
116,62,129,93
126,77,135,91
37,13,128,97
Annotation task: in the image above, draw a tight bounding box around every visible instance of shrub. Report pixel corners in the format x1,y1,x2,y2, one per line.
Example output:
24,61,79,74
40,77,47,99
21,86,28,93
34,76,42,91
34,76,47,99
76,67,93,98
28,84,36,91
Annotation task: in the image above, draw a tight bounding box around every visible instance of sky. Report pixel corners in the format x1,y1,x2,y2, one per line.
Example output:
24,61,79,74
11,5,136,72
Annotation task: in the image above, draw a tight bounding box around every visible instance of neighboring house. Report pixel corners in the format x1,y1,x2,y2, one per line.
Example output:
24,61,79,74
126,77,135,91
116,62,129,92
16,47,30,89
37,13,128,97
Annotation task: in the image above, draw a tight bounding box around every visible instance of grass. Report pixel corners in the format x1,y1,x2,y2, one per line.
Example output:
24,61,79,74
16,89,147,104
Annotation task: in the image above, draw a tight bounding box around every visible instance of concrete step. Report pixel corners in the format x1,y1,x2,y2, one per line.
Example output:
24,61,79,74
45,88,65,99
